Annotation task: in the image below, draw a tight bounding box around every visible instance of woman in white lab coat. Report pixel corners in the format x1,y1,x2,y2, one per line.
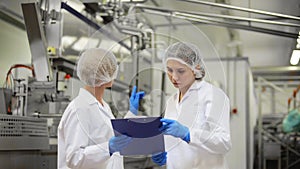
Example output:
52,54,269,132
152,42,232,169
58,48,143,169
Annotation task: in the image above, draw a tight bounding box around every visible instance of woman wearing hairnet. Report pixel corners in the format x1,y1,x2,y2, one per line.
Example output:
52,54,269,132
152,42,232,169
58,48,144,169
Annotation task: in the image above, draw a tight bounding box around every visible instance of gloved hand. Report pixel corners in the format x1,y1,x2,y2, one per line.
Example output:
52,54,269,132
109,135,132,155
160,118,190,142
129,86,145,115
152,152,167,166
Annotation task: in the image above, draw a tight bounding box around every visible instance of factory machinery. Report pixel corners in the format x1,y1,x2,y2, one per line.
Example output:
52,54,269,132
254,78,300,169
0,0,158,168
1,0,300,169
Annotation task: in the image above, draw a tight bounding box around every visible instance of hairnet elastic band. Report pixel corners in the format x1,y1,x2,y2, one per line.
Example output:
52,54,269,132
165,58,194,70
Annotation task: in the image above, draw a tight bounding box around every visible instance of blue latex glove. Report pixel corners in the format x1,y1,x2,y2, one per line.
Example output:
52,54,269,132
129,86,145,115
160,118,190,142
152,152,167,166
109,135,132,155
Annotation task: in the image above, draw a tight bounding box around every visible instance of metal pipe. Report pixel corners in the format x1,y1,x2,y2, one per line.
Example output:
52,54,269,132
257,77,263,169
271,88,275,114
293,89,297,109
32,113,62,118
173,13,298,38
245,60,250,169
137,4,300,28
144,28,155,115
0,4,24,20
160,72,166,116
0,10,25,30
136,4,299,38
254,75,300,81
176,12,300,28
152,20,298,39
0,5,25,30
179,0,300,21
258,76,285,93
112,20,143,37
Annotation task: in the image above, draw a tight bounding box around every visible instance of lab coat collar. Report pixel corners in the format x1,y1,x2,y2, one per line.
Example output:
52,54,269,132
78,88,99,105
189,80,204,91
176,80,204,97
78,88,115,121
175,80,205,100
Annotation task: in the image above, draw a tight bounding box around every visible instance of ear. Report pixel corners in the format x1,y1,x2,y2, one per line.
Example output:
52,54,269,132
193,65,202,78
195,64,201,70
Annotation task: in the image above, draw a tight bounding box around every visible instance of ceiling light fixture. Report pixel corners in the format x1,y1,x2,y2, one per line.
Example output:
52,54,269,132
290,32,300,65
290,50,300,65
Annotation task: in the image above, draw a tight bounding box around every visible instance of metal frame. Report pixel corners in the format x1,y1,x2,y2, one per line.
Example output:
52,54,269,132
257,77,300,169
21,3,53,82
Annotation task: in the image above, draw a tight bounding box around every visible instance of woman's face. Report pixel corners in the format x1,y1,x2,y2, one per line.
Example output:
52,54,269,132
166,59,195,90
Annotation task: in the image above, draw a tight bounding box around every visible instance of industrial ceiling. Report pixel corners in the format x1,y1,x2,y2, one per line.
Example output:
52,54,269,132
1,0,300,83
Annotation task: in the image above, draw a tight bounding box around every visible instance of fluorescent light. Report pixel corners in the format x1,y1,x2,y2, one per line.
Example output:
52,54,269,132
290,50,300,65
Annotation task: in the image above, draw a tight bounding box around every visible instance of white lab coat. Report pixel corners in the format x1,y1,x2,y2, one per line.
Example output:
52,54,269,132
164,80,232,169
58,88,132,169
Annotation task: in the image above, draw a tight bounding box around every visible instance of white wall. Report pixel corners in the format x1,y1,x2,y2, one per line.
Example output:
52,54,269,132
0,19,31,86
204,58,258,169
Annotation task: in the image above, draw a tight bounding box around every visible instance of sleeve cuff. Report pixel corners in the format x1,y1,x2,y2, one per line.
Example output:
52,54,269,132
182,132,190,143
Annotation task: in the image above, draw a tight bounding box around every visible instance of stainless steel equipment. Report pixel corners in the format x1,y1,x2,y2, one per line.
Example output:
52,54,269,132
0,114,49,169
0,88,12,114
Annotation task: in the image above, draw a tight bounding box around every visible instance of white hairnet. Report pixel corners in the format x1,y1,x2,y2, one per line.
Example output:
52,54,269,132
163,42,205,79
76,48,119,87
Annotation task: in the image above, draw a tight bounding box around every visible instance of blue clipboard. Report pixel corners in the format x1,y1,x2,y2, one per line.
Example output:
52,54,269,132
111,117,165,156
